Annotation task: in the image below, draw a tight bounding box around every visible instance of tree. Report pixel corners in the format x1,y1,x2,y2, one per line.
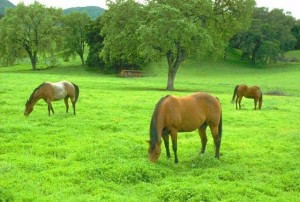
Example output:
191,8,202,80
101,0,255,90
291,20,300,50
0,2,63,69
230,7,297,64
85,16,105,69
100,0,146,70
63,12,92,66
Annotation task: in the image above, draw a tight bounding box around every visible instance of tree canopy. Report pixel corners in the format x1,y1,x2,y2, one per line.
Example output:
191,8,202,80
85,16,105,69
63,12,92,66
230,7,297,64
0,2,64,69
101,0,255,90
100,0,146,70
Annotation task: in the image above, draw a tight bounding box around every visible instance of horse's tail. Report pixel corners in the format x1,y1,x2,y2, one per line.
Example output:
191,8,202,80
149,95,169,151
219,112,222,139
216,98,222,139
231,85,239,103
72,83,80,103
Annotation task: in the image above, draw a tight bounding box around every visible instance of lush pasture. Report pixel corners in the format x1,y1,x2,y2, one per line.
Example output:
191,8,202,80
0,58,300,201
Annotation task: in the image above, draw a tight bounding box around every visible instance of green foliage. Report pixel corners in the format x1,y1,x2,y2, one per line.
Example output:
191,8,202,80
1,53,300,201
230,7,297,64
0,2,64,70
101,0,146,71
63,12,92,66
85,16,105,69
291,20,300,49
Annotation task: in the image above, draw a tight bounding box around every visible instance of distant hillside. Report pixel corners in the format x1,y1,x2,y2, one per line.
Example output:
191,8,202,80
0,0,15,15
64,6,105,20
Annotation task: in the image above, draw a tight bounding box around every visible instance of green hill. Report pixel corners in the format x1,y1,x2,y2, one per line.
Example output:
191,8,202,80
0,1,105,19
64,6,105,19
0,0,15,15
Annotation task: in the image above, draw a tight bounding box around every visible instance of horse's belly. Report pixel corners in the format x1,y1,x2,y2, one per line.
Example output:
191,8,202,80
52,89,67,100
244,95,254,99
178,121,203,132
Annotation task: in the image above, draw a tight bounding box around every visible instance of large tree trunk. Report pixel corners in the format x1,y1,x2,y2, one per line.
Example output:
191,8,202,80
166,67,176,91
26,47,37,70
79,53,85,66
166,47,186,91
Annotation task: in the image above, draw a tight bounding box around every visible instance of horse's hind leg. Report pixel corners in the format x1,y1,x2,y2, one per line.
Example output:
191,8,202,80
209,125,221,159
198,122,208,154
64,97,69,113
71,100,76,115
162,129,171,158
254,98,258,110
258,98,262,110
238,97,242,109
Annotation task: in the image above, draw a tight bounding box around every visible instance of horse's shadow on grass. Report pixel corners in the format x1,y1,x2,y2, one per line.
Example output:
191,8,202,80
156,152,222,170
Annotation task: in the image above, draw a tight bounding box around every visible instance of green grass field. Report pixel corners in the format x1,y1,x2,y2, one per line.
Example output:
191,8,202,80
1,56,300,201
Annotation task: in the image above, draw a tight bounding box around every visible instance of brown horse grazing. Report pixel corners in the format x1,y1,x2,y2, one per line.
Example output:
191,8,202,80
24,81,79,116
148,92,222,163
231,84,262,110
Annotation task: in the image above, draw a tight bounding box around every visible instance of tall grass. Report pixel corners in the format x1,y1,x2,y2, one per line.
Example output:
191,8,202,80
0,56,300,201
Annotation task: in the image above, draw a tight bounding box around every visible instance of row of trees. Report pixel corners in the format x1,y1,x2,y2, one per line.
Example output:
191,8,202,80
1,1,300,90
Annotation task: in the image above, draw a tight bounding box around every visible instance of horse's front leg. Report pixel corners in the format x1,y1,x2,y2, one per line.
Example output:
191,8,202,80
199,122,208,154
170,129,178,163
162,129,171,158
64,97,69,113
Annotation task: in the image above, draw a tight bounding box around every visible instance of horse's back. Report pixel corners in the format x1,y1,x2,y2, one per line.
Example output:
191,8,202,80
46,81,75,100
237,84,262,99
161,92,221,131
191,92,221,122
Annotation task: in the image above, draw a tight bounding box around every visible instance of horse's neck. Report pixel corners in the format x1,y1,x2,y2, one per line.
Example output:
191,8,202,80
31,90,43,104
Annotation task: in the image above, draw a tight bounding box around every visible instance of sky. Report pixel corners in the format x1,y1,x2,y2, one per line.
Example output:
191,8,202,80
8,0,300,19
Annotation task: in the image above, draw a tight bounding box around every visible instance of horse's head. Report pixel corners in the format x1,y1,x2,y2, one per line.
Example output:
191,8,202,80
147,140,161,163
24,100,33,116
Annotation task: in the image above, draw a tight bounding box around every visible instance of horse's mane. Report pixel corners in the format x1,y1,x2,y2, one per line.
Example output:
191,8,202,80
149,95,169,151
27,82,45,104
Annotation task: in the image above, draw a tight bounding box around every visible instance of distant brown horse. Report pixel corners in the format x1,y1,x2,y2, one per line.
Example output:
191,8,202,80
231,84,262,110
24,81,79,116
148,92,222,163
